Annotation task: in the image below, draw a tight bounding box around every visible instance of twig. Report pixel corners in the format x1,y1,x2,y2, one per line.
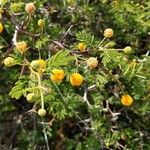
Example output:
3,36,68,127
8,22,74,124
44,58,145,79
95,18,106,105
105,100,121,122
17,28,40,38
62,25,73,38
40,116,55,126
87,84,97,91
53,41,65,48
12,25,19,45
42,121,50,150
3,45,14,58
83,85,91,107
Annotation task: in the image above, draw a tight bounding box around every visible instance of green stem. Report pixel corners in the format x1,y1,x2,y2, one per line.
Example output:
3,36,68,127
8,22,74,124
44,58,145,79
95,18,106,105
42,120,50,150
38,49,41,59
0,36,8,45
37,73,44,109
97,37,106,48
53,82,66,103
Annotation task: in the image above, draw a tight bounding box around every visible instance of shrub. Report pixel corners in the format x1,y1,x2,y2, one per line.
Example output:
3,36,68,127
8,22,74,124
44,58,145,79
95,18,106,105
0,0,149,149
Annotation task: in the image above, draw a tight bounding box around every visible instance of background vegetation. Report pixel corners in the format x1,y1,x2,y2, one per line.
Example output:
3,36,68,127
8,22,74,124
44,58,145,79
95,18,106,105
0,0,150,149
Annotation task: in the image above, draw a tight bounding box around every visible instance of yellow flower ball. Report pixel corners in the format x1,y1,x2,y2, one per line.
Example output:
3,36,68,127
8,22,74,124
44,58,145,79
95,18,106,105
4,57,15,67
121,94,133,106
38,108,46,117
26,93,35,103
25,3,36,14
30,59,46,73
104,28,113,38
77,43,86,52
50,69,65,83
38,19,45,28
70,73,83,86
15,41,27,54
86,57,98,69
0,23,3,33
123,46,132,54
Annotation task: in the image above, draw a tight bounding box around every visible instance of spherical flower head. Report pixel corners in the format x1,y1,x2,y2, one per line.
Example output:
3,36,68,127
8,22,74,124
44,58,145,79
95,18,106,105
121,94,133,106
31,59,46,73
10,3,22,13
0,23,3,33
70,73,83,86
123,46,132,54
77,43,86,52
86,57,98,69
27,93,35,103
104,28,113,38
25,3,36,14
4,57,15,67
38,108,46,117
38,19,45,28
15,41,27,54
50,69,65,83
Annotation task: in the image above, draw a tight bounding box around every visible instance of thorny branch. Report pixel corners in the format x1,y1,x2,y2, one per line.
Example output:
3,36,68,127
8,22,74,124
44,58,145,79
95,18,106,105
83,85,91,107
12,25,19,45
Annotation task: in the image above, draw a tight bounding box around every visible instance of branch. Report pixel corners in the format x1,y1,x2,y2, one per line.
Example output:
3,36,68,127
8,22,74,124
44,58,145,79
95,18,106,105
62,25,73,38
83,85,91,107
12,25,19,45
87,84,97,91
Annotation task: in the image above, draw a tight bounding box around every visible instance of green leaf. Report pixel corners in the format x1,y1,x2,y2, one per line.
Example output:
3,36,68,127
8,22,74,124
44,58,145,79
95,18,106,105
96,70,109,88
76,30,94,45
47,50,75,68
101,50,122,67
9,76,29,100
35,36,49,50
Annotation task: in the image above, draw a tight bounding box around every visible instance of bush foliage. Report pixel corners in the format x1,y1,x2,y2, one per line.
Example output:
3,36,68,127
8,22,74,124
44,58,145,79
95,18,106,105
0,0,150,149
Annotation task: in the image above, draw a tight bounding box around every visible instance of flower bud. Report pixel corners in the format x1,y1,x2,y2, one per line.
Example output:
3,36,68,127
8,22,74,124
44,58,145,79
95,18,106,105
38,19,45,28
123,46,132,54
26,93,35,103
38,108,46,117
104,28,113,38
4,57,15,67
